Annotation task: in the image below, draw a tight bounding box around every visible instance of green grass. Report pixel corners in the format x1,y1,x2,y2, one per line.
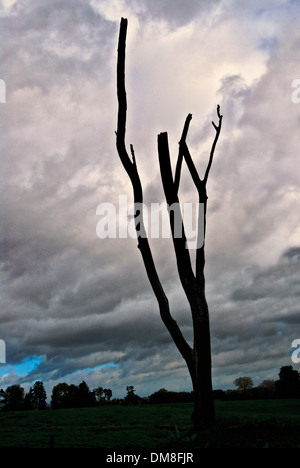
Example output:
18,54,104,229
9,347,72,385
0,399,300,448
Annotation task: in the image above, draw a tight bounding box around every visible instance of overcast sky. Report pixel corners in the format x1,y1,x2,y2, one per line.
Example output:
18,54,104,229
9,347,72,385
1,0,300,400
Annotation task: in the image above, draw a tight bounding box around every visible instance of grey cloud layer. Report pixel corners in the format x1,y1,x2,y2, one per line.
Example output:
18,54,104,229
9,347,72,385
1,0,300,396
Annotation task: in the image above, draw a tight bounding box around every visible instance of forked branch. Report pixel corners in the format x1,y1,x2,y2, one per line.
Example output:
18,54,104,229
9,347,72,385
174,105,222,204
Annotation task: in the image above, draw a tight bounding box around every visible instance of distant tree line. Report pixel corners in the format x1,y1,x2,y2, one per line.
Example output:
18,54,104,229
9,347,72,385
214,366,300,401
0,365,299,412
51,381,97,409
0,380,113,412
0,381,47,411
148,388,194,404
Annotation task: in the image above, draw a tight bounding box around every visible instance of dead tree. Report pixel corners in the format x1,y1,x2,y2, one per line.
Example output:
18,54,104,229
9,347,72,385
115,18,222,428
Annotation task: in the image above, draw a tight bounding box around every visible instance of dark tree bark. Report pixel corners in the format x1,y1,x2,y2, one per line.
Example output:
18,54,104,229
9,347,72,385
115,17,222,429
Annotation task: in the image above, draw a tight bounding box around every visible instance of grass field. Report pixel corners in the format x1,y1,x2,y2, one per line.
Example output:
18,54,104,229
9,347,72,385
0,399,300,448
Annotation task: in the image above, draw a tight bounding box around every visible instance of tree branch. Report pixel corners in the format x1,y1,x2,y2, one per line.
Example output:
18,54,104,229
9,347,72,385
158,132,199,295
181,142,203,193
174,113,192,194
116,18,133,176
203,105,222,184
130,144,136,166
116,18,192,365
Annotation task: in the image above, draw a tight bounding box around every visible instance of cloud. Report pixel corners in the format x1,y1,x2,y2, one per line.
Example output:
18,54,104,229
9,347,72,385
0,0,300,398
126,0,221,26
232,247,300,301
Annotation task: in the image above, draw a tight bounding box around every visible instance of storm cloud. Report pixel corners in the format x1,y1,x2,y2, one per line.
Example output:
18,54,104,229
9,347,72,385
1,0,300,399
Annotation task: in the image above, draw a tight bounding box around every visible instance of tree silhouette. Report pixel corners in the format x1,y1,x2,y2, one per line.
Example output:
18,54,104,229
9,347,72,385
78,380,96,407
94,386,104,402
103,388,112,401
276,365,300,398
234,377,254,392
31,381,47,409
51,381,96,409
115,18,222,428
51,382,69,409
125,385,140,404
1,384,24,411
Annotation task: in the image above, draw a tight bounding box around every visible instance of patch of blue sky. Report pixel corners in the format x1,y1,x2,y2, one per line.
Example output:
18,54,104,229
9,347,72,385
254,2,298,53
0,355,42,377
257,36,278,53
72,362,116,375
255,2,297,21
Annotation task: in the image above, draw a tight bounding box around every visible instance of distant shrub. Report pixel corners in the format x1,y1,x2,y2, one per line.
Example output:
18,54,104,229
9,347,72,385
149,389,194,404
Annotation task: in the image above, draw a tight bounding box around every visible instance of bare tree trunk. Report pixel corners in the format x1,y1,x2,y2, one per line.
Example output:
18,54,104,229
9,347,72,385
115,17,222,429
